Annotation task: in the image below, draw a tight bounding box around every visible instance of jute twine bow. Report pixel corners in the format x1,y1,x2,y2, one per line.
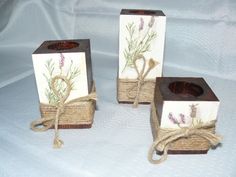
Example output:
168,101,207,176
148,103,222,164
30,75,97,148
127,55,158,108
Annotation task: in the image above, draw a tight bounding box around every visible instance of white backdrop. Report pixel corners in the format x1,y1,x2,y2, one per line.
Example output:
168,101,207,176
0,1,236,177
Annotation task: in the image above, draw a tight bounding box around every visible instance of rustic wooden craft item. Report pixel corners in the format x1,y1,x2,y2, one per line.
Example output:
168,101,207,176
148,77,222,164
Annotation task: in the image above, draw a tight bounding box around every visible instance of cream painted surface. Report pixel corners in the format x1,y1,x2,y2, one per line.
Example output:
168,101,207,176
32,52,88,104
119,14,166,79
160,101,220,129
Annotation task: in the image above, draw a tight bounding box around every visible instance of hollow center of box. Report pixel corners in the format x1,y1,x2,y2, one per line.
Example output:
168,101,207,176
168,81,203,97
48,41,79,50
128,10,156,15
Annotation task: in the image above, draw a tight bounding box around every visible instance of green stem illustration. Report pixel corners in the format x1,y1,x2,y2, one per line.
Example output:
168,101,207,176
43,54,80,105
122,16,157,73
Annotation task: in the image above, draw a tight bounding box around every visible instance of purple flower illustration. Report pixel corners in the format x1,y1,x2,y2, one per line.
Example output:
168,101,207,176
148,16,155,28
168,113,179,124
44,56,80,105
122,16,157,72
139,17,144,31
179,113,186,124
59,53,65,69
168,112,187,125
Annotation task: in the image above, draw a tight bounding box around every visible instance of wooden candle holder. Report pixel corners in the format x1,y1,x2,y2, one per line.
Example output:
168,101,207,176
151,77,220,154
32,39,95,129
117,9,166,105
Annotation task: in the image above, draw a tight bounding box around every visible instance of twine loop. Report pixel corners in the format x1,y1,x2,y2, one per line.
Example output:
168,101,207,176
31,75,97,148
51,75,71,104
182,127,191,137
127,55,158,107
148,103,222,164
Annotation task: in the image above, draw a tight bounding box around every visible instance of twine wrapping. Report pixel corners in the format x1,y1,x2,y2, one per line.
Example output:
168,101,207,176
148,102,222,164
31,75,97,148
126,55,157,107
117,78,155,103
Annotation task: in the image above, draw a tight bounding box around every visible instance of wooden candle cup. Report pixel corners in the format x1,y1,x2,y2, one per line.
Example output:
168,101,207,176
151,77,220,154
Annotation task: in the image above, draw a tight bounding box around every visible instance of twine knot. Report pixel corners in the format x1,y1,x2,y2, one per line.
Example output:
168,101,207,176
182,127,191,137
127,56,158,108
30,75,97,148
137,76,145,86
53,136,64,149
57,102,65,114
148,103,222,164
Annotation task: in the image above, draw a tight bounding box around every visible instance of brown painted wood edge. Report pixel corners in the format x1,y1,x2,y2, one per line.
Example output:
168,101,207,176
48,124,92,129
118,100,151,104
156,149,208,155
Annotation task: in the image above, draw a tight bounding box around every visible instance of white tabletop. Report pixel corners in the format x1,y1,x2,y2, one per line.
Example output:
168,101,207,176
0,1,235,176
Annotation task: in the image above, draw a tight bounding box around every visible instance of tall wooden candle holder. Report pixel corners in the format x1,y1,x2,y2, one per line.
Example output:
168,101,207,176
117,9,166,107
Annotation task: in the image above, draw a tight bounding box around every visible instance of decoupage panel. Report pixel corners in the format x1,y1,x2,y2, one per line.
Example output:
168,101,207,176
160,101,220,129
32,52,88,104
119,13,166,79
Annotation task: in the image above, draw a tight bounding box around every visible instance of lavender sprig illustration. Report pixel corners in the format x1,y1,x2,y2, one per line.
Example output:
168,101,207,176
43,54,80,105
168,104,204,127
168,113,186,125
189,104,203,125
139,17,144,31
179,113,186,124
148,16,155,27
122,16,157,72
168,113,179,124
59,53,65,70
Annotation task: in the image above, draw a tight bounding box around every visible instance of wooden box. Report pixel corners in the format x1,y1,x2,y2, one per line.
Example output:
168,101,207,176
117,9,166,104
32,39,95,128
151,77,220,153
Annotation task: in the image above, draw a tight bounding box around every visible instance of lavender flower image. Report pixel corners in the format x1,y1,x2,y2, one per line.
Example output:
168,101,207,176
179,113,186,124
168,113,179,124
59,53,65,69
43,56,80,105
122,16,157,72
168,112,187,125
148,16,155,28
139,17,144,31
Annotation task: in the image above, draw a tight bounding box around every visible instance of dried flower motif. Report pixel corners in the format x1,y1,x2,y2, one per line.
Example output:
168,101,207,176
59,53,65,69
190,104,198,118
122,17,157,72
168,113,179,124
179,113,186,124
139,17,144,31
148,16,155,28
44,55,80,105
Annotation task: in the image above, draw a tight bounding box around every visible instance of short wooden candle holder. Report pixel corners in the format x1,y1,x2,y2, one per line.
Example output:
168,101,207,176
32,39,95,129
151,77,220,154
